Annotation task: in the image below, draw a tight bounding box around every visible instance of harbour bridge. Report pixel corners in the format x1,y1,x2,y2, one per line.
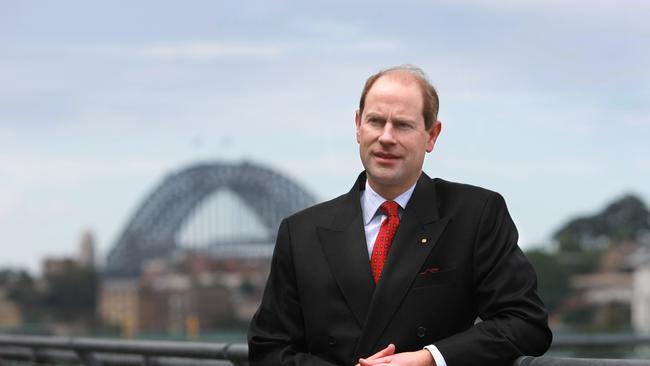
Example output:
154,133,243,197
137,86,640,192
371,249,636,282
104,161,316,277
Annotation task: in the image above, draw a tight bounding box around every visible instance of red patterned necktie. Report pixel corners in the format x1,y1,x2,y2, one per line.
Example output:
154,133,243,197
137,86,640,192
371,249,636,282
370,201,400,284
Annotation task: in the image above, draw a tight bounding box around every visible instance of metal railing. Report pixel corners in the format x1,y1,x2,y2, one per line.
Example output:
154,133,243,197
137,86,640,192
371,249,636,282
0,335,248,366
551,333,650,349
514,357,650,366
2,334,650,366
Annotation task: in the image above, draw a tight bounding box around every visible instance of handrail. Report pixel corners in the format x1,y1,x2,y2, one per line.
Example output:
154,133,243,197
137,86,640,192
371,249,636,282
551,333,650,348
3,334,650,366
514,356,650,366
0,334,248,366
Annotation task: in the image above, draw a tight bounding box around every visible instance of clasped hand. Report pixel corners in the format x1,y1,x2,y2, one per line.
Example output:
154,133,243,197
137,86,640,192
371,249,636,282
355,344,435,366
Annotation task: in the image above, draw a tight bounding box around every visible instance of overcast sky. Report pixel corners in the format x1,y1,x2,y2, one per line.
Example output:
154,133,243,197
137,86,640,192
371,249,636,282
1,0,649,274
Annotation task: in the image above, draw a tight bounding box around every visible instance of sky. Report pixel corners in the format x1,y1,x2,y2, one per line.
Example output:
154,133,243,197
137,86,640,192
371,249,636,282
1,0,649,274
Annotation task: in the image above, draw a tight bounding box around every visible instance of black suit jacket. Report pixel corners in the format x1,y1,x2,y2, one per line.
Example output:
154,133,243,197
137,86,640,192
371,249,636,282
248,172,552,365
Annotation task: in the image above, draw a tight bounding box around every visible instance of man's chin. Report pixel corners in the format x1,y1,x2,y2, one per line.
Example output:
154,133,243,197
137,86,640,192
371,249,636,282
367,171,403,188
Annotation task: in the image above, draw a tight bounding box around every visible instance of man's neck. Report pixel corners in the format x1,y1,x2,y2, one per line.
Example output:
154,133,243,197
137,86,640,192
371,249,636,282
366,176,420,200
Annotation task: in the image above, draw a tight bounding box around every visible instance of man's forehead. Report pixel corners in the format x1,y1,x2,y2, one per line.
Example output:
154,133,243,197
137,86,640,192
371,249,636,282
367,72,422,98
365,76,423,108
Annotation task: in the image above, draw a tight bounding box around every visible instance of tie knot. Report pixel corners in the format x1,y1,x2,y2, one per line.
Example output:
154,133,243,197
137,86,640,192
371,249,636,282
380,200,400,218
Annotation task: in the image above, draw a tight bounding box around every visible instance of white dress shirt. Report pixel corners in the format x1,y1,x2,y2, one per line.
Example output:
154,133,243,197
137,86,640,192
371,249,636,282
360,180,447,366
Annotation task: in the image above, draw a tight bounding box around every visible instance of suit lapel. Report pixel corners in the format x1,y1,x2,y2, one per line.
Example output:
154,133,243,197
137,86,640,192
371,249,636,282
353,174,450,358
317,174,375,328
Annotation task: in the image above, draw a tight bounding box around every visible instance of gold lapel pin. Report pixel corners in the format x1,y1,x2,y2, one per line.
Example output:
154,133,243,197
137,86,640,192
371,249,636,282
420,238,428,244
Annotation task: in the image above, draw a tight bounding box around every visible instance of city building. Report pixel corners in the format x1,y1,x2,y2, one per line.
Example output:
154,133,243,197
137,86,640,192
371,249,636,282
98,279,140,337
79,230,96,268
0,290,22,329
98,250,269,335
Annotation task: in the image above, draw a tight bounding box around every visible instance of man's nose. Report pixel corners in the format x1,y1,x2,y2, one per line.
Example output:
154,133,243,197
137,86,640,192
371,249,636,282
378,123,397,144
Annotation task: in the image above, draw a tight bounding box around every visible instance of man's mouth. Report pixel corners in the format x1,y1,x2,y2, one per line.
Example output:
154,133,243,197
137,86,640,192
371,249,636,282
374,152,399,161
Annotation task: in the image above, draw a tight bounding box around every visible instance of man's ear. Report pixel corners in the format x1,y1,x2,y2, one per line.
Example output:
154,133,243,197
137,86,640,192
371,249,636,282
426,120,442,153
355,110,361,143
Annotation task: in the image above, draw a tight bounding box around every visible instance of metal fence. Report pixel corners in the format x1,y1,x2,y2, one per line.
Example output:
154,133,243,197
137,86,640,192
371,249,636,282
2,334,650,366
514,357,650,366
0,335,247,366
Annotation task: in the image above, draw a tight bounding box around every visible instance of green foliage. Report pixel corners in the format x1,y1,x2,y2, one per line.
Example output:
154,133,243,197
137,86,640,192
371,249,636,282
525,248,570,313
239,279,256,295
558,249,603,275
0,269,41,322
532,193,650,331
554,193,650,252
0,269,33,286
562,304,631,332
42,263,97,322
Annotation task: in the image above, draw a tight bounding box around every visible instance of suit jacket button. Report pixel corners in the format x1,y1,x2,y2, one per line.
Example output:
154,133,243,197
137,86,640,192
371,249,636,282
328,336,337,346
417,326,426,338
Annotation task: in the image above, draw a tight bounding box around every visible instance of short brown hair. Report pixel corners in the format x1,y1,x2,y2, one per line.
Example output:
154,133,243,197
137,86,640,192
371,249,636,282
358,65,439,130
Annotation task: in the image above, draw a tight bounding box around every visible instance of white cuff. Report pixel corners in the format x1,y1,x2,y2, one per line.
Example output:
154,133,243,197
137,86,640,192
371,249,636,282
424,344,447,366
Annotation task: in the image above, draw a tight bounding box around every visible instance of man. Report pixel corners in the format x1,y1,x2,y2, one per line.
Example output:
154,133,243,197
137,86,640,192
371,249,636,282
248,66,552,366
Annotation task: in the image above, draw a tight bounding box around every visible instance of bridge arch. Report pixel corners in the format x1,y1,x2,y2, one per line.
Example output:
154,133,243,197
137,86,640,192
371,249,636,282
105,161,316,277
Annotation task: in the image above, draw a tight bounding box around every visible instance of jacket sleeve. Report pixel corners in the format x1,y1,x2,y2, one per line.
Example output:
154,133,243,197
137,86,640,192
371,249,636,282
434,192,553,365
248,219,338,366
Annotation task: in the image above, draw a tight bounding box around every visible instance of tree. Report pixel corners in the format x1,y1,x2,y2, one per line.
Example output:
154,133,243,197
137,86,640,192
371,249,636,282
42,263,97,322
0,269,41,322
554,193,650,253
525,248,570,314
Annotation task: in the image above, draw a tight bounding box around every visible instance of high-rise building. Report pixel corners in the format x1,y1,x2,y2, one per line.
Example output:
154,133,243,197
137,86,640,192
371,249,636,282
79,230,95,268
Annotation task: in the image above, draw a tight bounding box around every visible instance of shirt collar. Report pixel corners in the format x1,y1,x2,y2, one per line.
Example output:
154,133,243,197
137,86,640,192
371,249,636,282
361,179,417,225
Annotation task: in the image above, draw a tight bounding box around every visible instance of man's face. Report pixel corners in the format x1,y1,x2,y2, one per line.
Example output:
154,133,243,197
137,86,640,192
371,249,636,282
356,74,441,198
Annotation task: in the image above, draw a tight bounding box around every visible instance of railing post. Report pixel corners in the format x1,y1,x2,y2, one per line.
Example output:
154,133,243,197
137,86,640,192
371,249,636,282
142,354,153,366
76,350,101,366
28,346,40,364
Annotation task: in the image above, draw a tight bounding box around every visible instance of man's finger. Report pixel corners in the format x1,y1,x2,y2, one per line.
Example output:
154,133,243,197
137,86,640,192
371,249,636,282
359,355,393,366
367,343,396,360
359,357,381,364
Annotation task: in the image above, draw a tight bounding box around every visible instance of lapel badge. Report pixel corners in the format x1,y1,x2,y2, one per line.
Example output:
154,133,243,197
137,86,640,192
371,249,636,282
420,238,428,244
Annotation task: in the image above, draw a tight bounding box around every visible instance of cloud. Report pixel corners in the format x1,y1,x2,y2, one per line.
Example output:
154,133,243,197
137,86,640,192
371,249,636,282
1,154,103,185
0,151,172,190
289,18,363,37
445,0,650,20
138,41,286,61
617,111,650,127
0,189,18,222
